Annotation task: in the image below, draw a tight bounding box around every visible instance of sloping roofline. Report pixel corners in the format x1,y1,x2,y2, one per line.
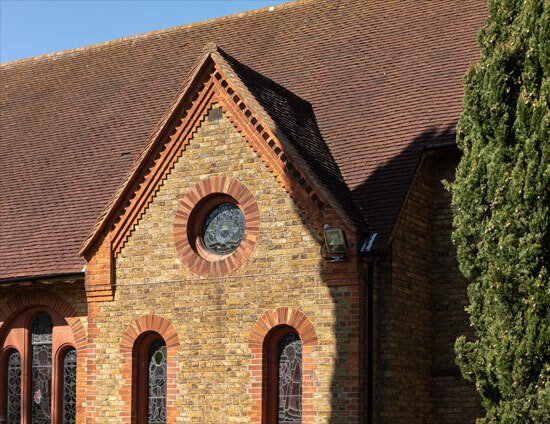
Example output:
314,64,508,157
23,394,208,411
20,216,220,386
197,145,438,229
0,0,486,279
80,42,365,257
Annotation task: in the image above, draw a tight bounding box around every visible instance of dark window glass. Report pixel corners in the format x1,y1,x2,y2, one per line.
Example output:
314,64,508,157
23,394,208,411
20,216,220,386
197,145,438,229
203,203,245,255
6,350,22,424
147,339,167,424
62,349,77,424
278,333,302,423
31,312,53,424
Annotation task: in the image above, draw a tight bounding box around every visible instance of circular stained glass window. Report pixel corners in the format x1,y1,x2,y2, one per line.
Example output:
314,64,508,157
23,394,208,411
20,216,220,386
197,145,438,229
203,203,245,255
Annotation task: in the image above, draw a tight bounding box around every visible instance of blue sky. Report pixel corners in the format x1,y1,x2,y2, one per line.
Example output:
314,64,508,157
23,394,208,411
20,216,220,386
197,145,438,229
0,0,290,63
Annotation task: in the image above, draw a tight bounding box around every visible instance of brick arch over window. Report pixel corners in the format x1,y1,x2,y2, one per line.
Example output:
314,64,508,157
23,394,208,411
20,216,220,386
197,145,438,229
0,290,86,348
119,314,180,424
248,307,318,423
173,175,260,277
0,290,86,423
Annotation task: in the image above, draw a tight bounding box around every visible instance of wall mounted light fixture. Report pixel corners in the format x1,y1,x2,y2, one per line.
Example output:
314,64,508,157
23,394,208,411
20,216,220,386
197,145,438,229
323,226,347,257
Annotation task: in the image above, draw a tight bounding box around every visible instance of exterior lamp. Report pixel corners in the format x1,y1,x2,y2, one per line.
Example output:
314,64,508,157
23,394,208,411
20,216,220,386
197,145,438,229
323,227,347,256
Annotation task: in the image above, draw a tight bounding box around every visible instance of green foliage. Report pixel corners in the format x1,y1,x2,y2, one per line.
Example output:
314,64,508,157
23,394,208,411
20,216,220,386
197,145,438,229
451,0,550,422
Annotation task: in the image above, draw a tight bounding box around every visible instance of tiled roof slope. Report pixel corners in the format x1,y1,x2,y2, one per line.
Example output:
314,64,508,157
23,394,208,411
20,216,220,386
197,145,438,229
0,0,486,280
218,47,368,232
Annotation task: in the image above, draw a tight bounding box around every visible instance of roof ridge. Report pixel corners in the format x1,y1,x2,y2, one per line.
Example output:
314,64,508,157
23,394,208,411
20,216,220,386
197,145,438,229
0,0,309,68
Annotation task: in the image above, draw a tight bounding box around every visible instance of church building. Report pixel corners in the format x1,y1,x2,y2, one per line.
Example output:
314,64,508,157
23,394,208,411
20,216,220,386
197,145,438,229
0,0,489,422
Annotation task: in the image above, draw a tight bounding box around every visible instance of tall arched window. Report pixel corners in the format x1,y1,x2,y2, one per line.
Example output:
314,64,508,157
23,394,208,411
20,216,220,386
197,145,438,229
1,305,79,423
31,311,53,423
135,334,167,424
147,339,167,424
62,348,77,424
266,326,303,424
6,349,22,424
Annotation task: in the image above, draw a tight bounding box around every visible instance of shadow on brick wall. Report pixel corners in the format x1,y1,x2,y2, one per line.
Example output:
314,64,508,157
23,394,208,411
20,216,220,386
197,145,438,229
329,122,483,423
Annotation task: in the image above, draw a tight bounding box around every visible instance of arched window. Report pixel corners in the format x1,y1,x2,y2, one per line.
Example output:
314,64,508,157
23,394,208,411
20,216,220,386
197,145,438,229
6,349,22,424
1,306,78,423
135,334,167,424
31,312,53,423
266,326,303,424
147,339,167,424
62,348,77,424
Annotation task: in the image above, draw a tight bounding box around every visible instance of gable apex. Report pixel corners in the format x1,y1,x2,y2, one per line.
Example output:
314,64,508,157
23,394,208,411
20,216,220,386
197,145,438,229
79,44,367,258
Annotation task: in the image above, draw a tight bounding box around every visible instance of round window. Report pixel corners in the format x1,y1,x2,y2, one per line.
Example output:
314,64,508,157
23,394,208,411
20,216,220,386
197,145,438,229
174,176,259,277
202,203,245,255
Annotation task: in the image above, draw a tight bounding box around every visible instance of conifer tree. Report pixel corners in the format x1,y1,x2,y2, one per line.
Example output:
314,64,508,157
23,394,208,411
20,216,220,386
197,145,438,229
451,0,549,422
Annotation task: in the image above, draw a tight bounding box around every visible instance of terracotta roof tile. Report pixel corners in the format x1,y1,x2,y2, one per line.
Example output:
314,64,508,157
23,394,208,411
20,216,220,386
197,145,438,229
0,0,486,279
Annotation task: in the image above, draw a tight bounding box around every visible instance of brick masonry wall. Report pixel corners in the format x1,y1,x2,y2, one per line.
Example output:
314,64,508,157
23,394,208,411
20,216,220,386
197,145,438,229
430,152,484,423
375,159,434,424
374,151,483,424
86,106,362,423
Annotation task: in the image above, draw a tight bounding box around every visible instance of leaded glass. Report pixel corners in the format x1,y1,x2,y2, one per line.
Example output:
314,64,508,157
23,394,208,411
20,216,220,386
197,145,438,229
62,349,77,424
278,333,302,424
203,203,245,255
31,312,53,424
6,350,21,424
148,339,167,424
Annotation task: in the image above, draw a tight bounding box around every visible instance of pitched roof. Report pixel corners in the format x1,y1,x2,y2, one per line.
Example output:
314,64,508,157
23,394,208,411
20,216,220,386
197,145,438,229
218,47,367,232
0,0,486,280
80,43,366,256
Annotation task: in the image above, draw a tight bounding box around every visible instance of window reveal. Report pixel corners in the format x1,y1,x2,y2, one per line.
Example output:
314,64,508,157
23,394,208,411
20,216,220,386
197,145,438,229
31,312,53,424
6,350,22,424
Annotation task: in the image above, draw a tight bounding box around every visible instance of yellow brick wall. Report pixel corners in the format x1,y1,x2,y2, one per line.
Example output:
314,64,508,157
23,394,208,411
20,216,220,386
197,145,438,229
88,106,360,422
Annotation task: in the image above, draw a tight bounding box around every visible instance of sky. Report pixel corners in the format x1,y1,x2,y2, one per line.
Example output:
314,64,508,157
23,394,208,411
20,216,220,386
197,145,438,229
0,0,290,63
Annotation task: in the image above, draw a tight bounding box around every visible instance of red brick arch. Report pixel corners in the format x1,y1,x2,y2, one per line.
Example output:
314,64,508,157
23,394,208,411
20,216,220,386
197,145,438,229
0,289,86,349
119,314,180,423
0,289,87,423
248,307,318,423
173,175,260,277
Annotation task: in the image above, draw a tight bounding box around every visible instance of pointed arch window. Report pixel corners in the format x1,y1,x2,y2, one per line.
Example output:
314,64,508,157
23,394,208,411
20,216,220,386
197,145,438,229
266,326,303,423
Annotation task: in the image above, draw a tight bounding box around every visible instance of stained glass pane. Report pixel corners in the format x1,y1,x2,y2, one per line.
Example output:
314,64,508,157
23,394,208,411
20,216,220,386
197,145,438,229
62,349,77,424
148,339,167,424
203,203,245,255
6,350,21,424
278,333,302,424
31,312,53,424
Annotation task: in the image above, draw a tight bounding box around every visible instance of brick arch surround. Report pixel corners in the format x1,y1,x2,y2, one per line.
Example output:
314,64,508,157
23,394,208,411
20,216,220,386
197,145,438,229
248,307,318,423
173,175,260,277
0,289,87,422
119,314,180,423
0,290,86,347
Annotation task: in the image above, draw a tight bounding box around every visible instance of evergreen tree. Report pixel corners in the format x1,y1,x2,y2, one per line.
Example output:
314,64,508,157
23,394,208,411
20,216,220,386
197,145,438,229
451,0,549,422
